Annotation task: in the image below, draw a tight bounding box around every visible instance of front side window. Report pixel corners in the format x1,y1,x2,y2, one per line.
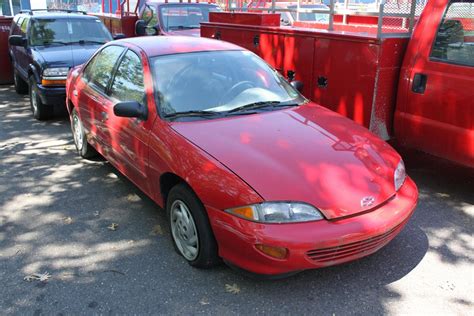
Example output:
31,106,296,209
29,18,112,46
151,50,304,118
83,45,124,92
141,4,158,30
431,0,474,66
159,4,221,32
110,51,145,104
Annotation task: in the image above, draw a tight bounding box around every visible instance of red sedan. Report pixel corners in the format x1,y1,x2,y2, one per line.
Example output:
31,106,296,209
66,36,418,276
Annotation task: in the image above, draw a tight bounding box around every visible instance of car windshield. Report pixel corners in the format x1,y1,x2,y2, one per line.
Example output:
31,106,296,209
288,5,329,23
151,50,305,118
29,18,112,46
159,4,221,31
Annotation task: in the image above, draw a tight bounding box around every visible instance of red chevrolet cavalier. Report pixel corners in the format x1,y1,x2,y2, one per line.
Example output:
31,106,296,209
66,36,418,276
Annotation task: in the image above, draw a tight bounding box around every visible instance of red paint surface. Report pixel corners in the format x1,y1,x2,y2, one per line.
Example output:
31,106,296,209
201,1,474,168
209,12,280,26
67,37,418,274
395,0,474,168
0,16,13,84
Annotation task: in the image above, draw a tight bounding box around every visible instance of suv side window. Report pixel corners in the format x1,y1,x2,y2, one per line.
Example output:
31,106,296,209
109,51,145,104
431,0,474,67
83,45,125,93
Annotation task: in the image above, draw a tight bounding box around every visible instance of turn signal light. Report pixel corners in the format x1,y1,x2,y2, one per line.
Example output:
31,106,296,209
229,206,256,220
255,244,288,259
41,79,66,86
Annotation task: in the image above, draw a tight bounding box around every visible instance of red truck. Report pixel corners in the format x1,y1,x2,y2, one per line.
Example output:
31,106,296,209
201,0,474,168
95,0,221,38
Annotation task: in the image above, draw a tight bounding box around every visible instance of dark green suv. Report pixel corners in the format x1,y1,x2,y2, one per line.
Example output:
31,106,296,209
8,10,113,120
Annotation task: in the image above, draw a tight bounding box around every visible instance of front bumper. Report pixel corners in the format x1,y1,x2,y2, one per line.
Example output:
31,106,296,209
207,177,418,276
36,83,66,106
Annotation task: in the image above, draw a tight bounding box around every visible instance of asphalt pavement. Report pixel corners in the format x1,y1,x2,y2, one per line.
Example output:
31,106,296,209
0,85,473,315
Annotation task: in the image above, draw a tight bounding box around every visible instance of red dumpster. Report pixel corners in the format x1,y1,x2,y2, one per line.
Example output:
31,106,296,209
0,16,13,84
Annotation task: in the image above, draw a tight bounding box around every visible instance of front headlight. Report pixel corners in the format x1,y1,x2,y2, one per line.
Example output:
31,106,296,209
394,160,406,191
43,67,69,78
226,202,324,223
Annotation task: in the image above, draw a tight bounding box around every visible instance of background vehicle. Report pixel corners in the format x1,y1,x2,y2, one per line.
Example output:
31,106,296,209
8,9,113,120
95,0,221,37
66,36,417,276
201,0,474,168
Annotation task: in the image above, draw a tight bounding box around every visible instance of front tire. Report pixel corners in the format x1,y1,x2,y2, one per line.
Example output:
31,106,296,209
71,108,97,159
167,183,220,268
29,76,53,120
13,69,28,94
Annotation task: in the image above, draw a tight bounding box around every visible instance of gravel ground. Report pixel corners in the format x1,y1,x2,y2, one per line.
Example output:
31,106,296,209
0,85,473,315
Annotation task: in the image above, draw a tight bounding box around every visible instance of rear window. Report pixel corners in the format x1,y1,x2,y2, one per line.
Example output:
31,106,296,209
29,18,112,46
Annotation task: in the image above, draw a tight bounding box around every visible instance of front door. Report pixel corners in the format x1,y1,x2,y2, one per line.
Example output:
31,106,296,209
401,0,474,167
103,49,152,191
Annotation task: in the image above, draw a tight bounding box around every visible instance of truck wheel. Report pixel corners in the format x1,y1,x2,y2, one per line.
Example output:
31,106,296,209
70,108,97,159
167,183,220,269
29,76,53,120
13,69,28,95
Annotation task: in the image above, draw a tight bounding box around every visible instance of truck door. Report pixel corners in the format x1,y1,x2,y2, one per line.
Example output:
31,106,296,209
397,0,473,168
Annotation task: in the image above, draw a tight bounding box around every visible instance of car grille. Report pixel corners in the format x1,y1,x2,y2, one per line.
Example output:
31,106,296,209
306,219,408,263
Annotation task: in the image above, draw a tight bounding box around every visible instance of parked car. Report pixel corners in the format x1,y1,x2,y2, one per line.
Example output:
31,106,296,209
8,9,114,120
66,36,418,277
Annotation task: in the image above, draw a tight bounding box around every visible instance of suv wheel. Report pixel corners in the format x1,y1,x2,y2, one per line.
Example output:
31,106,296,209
29,76,53,120
13,69,28,95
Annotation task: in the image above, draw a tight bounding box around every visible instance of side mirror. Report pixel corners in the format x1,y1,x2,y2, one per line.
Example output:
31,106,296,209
114,101,147,120
113,33,126,40
135,20,148,36
9,35,27,47
291,80,304,92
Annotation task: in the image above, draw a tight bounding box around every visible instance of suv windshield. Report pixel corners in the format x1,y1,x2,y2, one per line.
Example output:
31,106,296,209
29,18,112,46
151,50,305,118
159,4,220,31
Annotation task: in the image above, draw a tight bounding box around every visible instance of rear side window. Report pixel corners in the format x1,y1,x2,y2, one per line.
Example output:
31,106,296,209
431,0,474,67
83,45,125,92
109,51,145,104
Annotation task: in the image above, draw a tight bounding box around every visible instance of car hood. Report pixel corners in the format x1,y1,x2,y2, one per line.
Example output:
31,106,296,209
171,103,402,220
165,29,201,37
32,44,102,68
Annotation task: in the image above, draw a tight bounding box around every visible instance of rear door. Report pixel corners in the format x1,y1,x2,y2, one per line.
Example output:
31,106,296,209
398,0,473,167
77,45,125,158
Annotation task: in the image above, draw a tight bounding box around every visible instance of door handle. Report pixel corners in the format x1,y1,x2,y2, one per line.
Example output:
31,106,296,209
101,111,108,122
412,73,427,94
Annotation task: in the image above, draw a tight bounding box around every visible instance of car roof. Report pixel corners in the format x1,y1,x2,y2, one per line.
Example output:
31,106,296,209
148,0,217,5
116,36,243,57
18,12,99,20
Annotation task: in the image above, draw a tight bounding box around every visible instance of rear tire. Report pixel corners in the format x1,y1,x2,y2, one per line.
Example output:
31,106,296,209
70,108,97,159
29,76,53,120
13,69,28,95
167,183,220,268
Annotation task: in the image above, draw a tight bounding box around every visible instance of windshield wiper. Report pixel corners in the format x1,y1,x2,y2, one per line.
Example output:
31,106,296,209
70,40,107,45
42,40,68,46
169,25,198,30
227,101,300,113
164,110,223,120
